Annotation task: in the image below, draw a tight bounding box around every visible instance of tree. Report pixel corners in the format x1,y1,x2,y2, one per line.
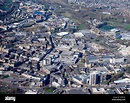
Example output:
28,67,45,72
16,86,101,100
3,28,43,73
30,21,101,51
111,72,124,82
125,66,130,74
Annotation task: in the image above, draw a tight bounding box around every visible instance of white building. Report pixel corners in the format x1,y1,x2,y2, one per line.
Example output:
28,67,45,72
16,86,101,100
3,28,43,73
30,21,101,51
102,12,111,15
73,32,84,38
90,42,104,51
110,28,120,32
92,88,107,94
89,71,99,86
121,32,130,40
57,32,69,36
110,57,124,64
21,73,41,81
114,78,130,84
72,76,83,85
72,74,89,85
25,90,37,94
56,44,71,50
0,71,3,75
118,45,130,56
52,82,60,88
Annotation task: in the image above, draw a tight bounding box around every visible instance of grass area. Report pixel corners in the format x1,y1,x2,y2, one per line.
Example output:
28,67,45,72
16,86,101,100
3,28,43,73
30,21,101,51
106,18,122,26
0,92,5,94
124,24,130,30
61,11,90,30
106,19,130,31
3,75,10,78
44,87,55,93
78,23,86,30
62,12,80,24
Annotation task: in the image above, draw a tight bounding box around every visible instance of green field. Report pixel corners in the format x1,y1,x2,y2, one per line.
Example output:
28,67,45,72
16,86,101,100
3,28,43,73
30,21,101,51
78,23,86,30
3,75,10,78
125,24,130,30
0,92,5,94
62,12,80,24
44,87,55,93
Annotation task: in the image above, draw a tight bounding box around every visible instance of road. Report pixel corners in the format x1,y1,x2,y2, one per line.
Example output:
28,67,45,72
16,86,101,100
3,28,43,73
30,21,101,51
37,35,55,70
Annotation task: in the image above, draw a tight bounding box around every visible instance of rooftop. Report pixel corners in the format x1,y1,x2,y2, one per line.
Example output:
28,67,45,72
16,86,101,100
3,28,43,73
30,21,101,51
68,89,88,94
25,90,37,94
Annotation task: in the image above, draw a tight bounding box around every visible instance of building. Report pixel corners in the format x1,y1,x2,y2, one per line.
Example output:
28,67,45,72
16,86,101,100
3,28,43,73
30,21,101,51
21,73,41,81
88,55,99,63
72,74,89,85
120,32,130,40
115,33,122,39
50,74,66,87
89,71,100,86
56,32,69,36
52,81,60,88
25,90,37,94
118,45,130,56
110,57,125,64
99,72,111,83
0,71,3,75
36,15,42,21
114,78,130,84
72,76,83,85
73,32,84,38
101,55,111,62
92,88,107,94
68,0,76,3
102,12,111,15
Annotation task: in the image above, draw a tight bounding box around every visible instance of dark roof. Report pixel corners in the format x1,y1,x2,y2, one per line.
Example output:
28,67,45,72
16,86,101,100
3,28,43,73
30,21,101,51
88,55,98,60
115,33,122,39
34,11,42,16
107,90,116,94
74,76,82,81
68,89,88,94
102,55,111,58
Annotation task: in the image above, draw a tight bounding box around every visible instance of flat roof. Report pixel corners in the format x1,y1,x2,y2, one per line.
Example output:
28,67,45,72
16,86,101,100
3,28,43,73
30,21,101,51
68,89,88,94
74,76,82,81
57,32,69,36
114,78,130,84
88,55,98,60
95,66,108,72
25,90,37,94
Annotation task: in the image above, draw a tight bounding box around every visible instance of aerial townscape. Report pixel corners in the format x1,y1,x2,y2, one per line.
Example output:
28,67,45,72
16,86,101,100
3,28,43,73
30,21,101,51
0,0,130,94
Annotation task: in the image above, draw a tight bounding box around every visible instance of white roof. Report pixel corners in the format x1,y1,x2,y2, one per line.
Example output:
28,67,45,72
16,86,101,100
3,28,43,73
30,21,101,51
92,88,99,93
74,32,84,37
100,88,106,92
25,90,37,94
110,28,119,32
114,78,130,84
95,66,108,72
121,32,130,40
52,82,60,87
57,32,69,36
